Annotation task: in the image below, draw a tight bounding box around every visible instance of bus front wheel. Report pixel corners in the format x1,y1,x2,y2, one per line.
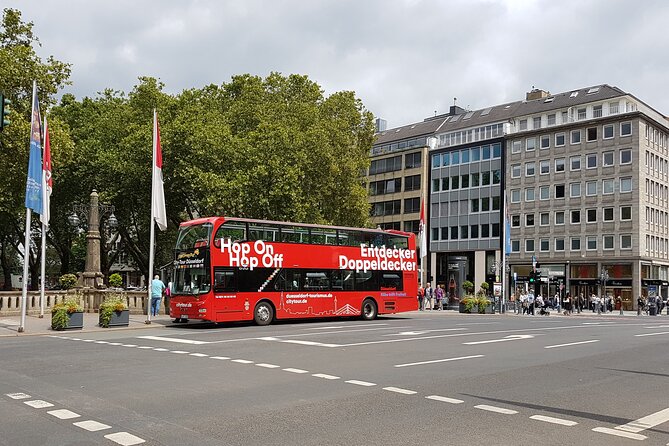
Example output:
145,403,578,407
254,301,274,326
361,299,377,321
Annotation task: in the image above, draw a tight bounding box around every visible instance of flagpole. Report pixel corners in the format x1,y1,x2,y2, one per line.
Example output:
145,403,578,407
146,109,157,324
39,113,48,318
19,209,31,332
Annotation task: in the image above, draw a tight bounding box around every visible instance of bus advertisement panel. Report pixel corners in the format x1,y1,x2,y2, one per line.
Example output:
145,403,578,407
170,217,418,325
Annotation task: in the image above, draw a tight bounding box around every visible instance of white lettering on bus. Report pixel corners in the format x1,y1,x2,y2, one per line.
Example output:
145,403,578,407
339,244,416,273
220,238,284,271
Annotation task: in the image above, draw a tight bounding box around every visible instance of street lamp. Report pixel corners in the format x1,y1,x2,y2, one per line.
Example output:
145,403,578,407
599,267,609,315
69,190,117,288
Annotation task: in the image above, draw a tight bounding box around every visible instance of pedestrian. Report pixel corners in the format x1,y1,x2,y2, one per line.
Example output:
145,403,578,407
417,285,424,311
637,295,644,316
617,296,623,315
435,285,444,310
424,282,433,310
151,274,165,317
564,292,572,315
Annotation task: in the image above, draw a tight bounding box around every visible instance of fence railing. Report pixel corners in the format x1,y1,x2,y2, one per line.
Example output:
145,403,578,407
0,289,149,317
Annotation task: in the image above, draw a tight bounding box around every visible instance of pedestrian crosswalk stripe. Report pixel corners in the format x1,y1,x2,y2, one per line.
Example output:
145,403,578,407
104,431,145,445
47,409,80,420
24,400,54,409
73,420,112,432
6,393,30,400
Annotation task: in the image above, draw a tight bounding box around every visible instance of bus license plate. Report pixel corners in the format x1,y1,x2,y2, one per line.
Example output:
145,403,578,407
180,315,189,320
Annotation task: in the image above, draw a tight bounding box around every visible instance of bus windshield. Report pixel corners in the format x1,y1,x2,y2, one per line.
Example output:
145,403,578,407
176,223,213,250
174,263,211,295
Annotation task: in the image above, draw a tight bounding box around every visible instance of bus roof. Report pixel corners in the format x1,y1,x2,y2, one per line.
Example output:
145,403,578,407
179,216,413,238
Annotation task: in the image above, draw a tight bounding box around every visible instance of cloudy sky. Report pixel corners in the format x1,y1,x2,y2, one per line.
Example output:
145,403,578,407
11,0,669,128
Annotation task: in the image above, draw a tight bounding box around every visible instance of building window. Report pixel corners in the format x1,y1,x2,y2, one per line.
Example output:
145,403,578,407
570,155,581,171
602,179,614,195
405,152,422,169
511,189,521,203
555,158,565,172
547,114,556,126
481,224,490,238
526,239,535,252
450,226,458,240
570,182,581,197
492,196,500,211
586,208,597,223
586,153,597,169
492,169,501,184
460,225,468,239
540,238,550,251
555,133,565,147
526,214,535,227
519,119,527,130
609,102,619,114
540,135,550,149
586,180,597,196
555,184,565,199
540,160,550,175
370,155,402,174
555,211,565,225
555,238,565,251
539,212,549,226
587,236,597,250
492,223,500,237
482,171,491,185
602,151,614,167
593,105,603,118
525,162,535,176
525,188,535,202
471,147,480,161
512,240,520,252
461,174,469,189
571,210,581,224
512,215,520,227
404,174,421,192
511,140,522,153
571,130,581,144
620,149,632,165
577,108,586,120
533,116,541,129
603,235,614,250
526,137,536,151
370,178,401,196
603,124,614,139
471,198,479,213
620,234,632,249
451,176,459,190
512,164,521,178
620,206,632,220
571,237,581,251
481,197,490,211
540,185,550,200
432,179,440,193
442,153,450,167
620,122,632,136
442,177,449,191
603,207,614,221
404,197,420,214
620,177,632,193
461,149,470,163
471,173,480,187
404,220,419,234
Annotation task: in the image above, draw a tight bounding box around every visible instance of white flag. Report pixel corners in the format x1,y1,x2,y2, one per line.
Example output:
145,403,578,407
152,110,167,231
419,198,427,256
41,115,52,227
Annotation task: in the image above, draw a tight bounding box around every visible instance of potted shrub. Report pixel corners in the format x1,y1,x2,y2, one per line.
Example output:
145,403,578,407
99,294,129,327
462,280,474,296
476,296,493,314
459,296,477,313
51,296,84,330
108,273,123,289
59,273,78,290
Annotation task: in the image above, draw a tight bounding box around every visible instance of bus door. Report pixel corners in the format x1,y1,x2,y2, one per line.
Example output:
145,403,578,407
213,267,245,315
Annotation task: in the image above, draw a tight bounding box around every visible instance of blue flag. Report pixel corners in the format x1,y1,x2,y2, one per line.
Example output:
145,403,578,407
25,82,42,214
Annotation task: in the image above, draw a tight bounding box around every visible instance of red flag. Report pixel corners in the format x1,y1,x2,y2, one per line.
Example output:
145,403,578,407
152,110,167,231
41,115,52,226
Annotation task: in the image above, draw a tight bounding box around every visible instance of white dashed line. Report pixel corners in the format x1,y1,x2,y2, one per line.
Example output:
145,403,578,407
95,341,109,344
82,339,96,343
137,346,153,349
544,340,599,349
256,363,281,369
73,420,112,432
108,343,122,346
47,409,80,420
121,344,138,348
189,353,208,357
635,332,669,337
210,356,230,360
231,359,254,364
24,400,54,409
383,387,417,395
426,395,464,404
312,373,340,380
345,380,376,387
530,415,578,426
170,350,189,354
283,368,309,374
614,408,669,434
394,355,484,368
474,405,518,415
6,393,30,400
104,431,146,445
592,427,647,440
137,335,209,345
153,348,169,352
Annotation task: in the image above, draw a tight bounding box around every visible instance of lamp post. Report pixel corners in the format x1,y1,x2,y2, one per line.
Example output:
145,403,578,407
68,190,117,288
599,267,609,315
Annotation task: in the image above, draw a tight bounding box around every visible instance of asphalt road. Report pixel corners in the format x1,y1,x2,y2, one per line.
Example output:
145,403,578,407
1,311,668,446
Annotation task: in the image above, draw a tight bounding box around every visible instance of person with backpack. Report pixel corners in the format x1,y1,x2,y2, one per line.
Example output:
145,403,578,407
435,284,444,311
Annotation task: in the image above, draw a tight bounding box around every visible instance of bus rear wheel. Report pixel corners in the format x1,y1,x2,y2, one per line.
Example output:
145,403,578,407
361,299,377,321
254,301,274,326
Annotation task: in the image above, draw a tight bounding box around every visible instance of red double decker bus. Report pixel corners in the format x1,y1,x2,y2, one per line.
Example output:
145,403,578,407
169,217,418,325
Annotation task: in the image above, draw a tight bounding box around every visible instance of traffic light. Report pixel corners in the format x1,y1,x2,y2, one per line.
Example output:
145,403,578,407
528,270,535,283
0,94,10,131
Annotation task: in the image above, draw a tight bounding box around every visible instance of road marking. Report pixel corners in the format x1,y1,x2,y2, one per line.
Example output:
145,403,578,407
73,420,112,431
231,359,254,364
82,339,96,342
345,380,376,387
189,353,208,357
530,415,578,426
426,395,464,404
169,350,190,354
391,328,466,336
137,346,153,349
121,344,138,348
95,341,109,344
307,323,389,330
137,335,209,345
592,427,647,440
635,331,669,337
283,368,309,374
210,356,230,360
312,373,340,380
395,355,484,368
152,348,169,352
104,431,146,445
475,405,518,415
644,325,669,329
544,340,599,349
24,400,54,409
47,409,80,420
109,342,122,346
256,363,280,369
6,393,30,400
614,408,669,434
463,335,534,345
271,339,339,348
383,387,417,395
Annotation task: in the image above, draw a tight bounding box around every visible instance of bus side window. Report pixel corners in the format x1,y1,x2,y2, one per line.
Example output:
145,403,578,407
214,268,236,292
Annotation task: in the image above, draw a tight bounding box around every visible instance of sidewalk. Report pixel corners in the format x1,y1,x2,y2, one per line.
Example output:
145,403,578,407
0,312,173,337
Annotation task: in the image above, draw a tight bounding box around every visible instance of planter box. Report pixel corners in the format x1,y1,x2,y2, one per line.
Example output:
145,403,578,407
459,303,478,314
100,309,130,327
52,311,83,330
